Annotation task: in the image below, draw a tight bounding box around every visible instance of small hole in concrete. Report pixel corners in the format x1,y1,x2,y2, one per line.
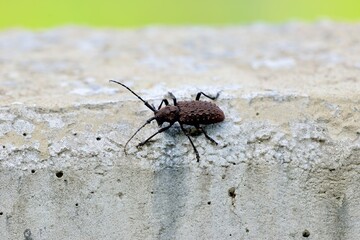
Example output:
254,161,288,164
96,137,101,141
229,234,232,236
90,191,94,194
2,145,5,149
75,203,79,207
73,133,77,136
56,171,63,178
23,133,27,137
31,169,35,174
207,201,211,205
228,187,236,198
0,212,3,215
245,228,249,233
118,192,124,198
302,229,310,237
221,174,226,179
256,112,259,116
24,229,31,238
150,191,154,194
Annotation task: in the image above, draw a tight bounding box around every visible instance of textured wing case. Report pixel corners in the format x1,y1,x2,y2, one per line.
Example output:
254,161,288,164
178,101,225,125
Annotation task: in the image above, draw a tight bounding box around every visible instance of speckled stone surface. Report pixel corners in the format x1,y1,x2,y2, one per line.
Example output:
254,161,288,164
0,22,360,240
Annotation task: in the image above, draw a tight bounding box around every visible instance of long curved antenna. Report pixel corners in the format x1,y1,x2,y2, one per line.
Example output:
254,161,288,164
124,117,156,154
110,80,156,112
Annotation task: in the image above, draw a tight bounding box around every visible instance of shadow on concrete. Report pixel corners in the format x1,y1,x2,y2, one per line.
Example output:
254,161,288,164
152,166,188,239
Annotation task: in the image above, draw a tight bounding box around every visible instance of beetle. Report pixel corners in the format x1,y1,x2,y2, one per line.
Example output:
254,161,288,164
110,80,225,161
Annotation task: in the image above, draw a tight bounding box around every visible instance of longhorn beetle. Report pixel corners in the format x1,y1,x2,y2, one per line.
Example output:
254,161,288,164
110,80,225,161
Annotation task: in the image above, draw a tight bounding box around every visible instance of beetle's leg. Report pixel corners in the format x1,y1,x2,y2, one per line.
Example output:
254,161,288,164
137,123,173,147
197,126,218,145
124,117,156,154
195,91,221,101
158,99,169,110
180,124,200,162
168,92,177,106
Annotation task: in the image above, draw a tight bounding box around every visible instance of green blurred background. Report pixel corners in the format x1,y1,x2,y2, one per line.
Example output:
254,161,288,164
1,0,360,29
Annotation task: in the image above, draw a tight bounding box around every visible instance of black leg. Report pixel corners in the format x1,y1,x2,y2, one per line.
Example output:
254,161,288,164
168,92,177,106
197,126,218,145
124,117,156,154
137,124,173,147
180,124,200,162
196,91,221,101
158,99,169,110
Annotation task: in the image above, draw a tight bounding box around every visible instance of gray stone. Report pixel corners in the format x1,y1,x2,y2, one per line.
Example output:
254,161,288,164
0,22,359,239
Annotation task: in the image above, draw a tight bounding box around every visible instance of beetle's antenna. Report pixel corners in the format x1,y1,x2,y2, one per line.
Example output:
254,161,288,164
110,80,156,113
124,117,156,154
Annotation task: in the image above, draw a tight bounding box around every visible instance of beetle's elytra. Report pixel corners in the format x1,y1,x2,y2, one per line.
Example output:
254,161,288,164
110,80,225,162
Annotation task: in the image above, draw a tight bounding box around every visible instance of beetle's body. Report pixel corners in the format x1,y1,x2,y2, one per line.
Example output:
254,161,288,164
110,80,225,161
177,101,225,125
156,101,224,126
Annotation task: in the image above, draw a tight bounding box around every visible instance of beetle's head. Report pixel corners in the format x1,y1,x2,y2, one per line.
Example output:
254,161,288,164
155,105,179,126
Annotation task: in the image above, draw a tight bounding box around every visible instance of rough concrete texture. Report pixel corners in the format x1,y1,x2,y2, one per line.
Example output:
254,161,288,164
0,22,360,240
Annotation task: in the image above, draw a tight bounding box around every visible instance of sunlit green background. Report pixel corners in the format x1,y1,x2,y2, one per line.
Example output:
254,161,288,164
1,0,360,29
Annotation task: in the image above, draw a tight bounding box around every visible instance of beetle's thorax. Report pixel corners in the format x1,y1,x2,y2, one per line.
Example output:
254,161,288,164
155,105,179,126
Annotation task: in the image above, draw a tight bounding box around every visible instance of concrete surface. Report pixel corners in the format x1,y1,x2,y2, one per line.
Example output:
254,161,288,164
0,22,360,240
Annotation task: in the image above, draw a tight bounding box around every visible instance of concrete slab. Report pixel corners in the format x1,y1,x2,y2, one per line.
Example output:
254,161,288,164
0,22,360,239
